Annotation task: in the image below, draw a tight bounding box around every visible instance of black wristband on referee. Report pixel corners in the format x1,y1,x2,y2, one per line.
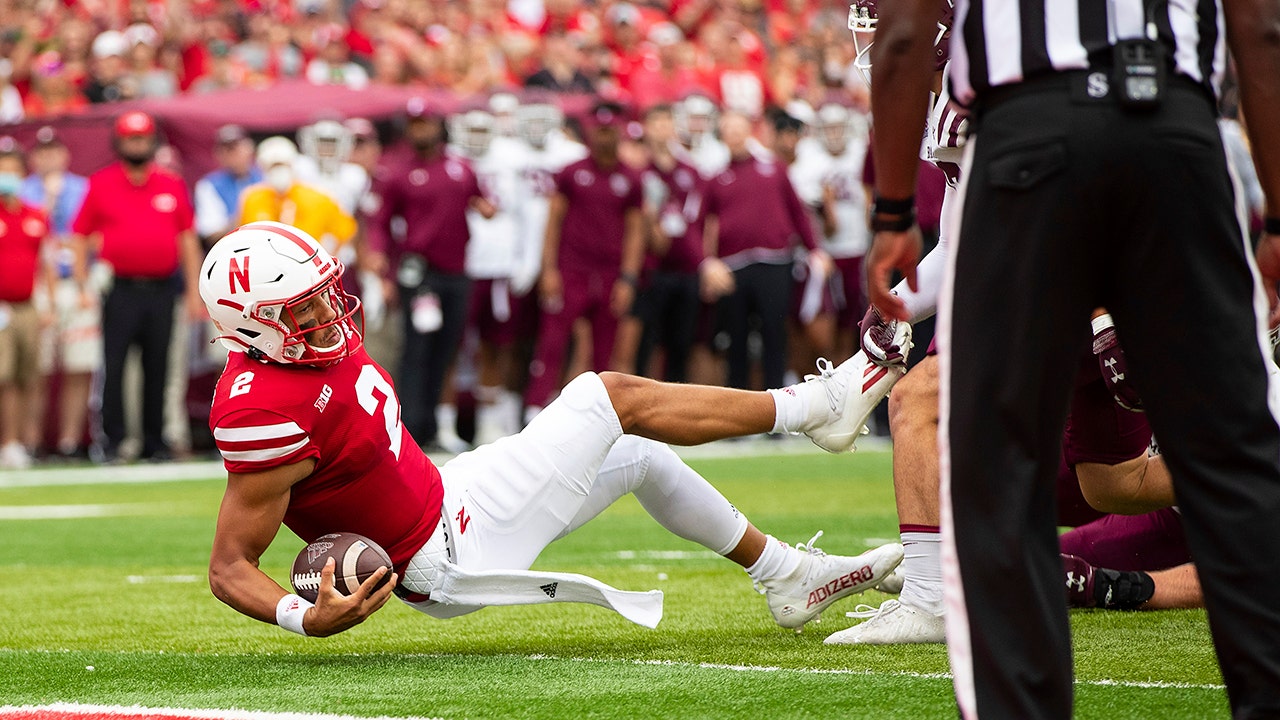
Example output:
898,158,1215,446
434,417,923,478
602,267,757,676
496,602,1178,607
872,194,915,216
619,273,639,287
871,208,916,233
1266,216,1280,236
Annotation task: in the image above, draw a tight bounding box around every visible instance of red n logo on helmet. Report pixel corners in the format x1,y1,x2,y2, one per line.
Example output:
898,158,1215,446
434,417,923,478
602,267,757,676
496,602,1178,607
228,257,251,294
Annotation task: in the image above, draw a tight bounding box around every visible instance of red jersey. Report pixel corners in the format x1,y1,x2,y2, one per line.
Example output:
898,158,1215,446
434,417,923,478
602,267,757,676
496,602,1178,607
210,342,443,574
0,200,48,303
73,163,194,279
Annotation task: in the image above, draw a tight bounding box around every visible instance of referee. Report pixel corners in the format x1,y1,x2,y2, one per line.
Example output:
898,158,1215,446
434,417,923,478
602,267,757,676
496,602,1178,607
865,1,1280,718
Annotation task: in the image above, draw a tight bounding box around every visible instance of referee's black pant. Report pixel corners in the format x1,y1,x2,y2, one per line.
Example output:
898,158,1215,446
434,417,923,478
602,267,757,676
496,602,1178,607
944,74,1280,719
99,277,177,458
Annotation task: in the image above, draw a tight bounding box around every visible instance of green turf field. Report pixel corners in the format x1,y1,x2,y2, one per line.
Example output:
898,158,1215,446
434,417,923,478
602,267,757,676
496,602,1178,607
0,446,1226,718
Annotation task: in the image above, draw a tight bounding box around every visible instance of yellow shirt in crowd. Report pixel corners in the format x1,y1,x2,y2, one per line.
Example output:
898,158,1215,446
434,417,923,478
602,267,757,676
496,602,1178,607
236,183,357,253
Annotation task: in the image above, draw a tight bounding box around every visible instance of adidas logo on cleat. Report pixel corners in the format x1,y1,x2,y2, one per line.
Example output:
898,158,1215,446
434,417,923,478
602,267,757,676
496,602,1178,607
540,582,558,598
806,566,874,609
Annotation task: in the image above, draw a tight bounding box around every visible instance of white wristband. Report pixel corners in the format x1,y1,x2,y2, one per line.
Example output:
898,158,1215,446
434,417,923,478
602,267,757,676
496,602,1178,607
276,594,314,636
1090,313,1115,336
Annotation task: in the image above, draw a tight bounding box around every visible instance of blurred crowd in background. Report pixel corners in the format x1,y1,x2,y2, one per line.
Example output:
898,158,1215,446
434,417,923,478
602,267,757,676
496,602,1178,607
0,0,1265,469
0,0,867,121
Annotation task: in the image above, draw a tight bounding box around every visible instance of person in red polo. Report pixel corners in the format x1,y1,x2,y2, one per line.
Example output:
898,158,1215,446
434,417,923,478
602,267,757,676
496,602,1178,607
0,139,51,469
72,111,202,462
524,100,645,420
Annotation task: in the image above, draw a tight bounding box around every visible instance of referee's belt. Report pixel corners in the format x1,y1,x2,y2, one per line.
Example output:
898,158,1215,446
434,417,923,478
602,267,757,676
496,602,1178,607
977,69,1210,113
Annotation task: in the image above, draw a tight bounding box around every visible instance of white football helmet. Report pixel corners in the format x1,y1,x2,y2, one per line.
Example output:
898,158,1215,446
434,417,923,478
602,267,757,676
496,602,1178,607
298,119,354,173
517,101,563,149
816,103,853,155
199,221,362,365
848,0,955,87
674,94,718,147
848,0,877,88
452,110,496,158
488,92,520,137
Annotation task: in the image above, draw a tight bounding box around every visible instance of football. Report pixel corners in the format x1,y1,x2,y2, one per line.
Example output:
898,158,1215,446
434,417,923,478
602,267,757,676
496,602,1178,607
291,532,393,603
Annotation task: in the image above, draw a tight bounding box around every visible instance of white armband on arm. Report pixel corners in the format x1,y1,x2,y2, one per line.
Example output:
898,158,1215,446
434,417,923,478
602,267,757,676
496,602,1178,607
276,594,314,636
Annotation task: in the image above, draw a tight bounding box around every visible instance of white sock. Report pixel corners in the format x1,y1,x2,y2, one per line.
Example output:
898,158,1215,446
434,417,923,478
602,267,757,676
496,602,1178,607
898,530,944,615
746,535,802,583
767,387,810,435
436,404,458,435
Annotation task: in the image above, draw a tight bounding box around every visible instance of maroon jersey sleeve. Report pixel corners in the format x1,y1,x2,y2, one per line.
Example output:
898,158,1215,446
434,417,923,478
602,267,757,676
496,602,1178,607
213,407,319,474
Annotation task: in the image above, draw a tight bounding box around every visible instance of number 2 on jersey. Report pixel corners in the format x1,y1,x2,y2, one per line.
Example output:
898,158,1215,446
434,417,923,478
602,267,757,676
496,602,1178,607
355,365,403,460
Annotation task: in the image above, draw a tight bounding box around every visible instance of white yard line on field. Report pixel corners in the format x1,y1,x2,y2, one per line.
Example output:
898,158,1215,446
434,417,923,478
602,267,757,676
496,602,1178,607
0,704,446,720
0,503,176,520
531,654,1226,692
0,437,869,490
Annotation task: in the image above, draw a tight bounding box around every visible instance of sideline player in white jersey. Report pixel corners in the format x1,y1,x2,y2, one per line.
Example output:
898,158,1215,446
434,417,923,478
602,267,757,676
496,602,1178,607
823,0,963,646
813,103,872,359
295,119,371,218
516,98,587,296
200,221,905,638
674,93,730,179
450,109,535,445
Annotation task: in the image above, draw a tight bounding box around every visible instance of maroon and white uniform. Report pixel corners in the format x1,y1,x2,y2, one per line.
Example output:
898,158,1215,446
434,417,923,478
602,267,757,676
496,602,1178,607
885,63,971,326
211,340,444,575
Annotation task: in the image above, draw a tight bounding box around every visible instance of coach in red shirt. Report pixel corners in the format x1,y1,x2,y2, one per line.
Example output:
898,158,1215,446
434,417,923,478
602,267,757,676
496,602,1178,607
363,97,495,450
699,111,828,391
524,100,645,418
72,111,201,462
0,140,50,469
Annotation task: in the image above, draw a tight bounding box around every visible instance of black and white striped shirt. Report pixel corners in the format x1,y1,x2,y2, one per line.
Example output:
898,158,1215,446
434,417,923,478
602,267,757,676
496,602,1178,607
950,0,1227,105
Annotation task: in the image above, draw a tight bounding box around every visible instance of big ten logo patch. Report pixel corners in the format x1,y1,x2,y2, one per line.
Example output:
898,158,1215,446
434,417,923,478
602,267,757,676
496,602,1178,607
314,383,333,412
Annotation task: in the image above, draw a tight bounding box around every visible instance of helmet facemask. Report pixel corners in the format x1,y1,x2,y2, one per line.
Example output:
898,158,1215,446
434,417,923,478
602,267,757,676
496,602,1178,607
848,2,877,88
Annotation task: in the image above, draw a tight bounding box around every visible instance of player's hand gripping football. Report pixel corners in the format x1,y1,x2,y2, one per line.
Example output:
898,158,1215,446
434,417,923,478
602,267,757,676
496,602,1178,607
303,557,397,637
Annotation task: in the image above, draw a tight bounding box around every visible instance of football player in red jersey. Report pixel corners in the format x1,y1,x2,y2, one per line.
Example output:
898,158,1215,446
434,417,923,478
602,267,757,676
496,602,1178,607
202,221,908,638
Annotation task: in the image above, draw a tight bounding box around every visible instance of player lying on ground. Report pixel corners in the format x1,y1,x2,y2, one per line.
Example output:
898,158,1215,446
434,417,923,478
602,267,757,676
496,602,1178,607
201,221,905,637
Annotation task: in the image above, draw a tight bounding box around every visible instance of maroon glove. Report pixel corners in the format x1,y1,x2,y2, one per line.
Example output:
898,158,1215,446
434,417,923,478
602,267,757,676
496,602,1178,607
859,302,909,366
1092,314,1143,412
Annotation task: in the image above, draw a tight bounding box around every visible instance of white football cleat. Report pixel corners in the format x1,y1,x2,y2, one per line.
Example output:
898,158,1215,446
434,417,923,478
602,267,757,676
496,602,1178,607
796,342,910,453
823,599,945,645
873,566,906,595
760,533,904,630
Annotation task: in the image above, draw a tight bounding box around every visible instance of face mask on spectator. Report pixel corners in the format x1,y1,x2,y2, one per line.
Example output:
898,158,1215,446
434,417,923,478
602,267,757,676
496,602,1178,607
0,172,20,196
118,145,156,166
266,165,294,193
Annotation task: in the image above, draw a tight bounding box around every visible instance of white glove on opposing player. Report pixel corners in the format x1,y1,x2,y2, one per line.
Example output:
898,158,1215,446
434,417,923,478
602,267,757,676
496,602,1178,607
859,301,912,367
